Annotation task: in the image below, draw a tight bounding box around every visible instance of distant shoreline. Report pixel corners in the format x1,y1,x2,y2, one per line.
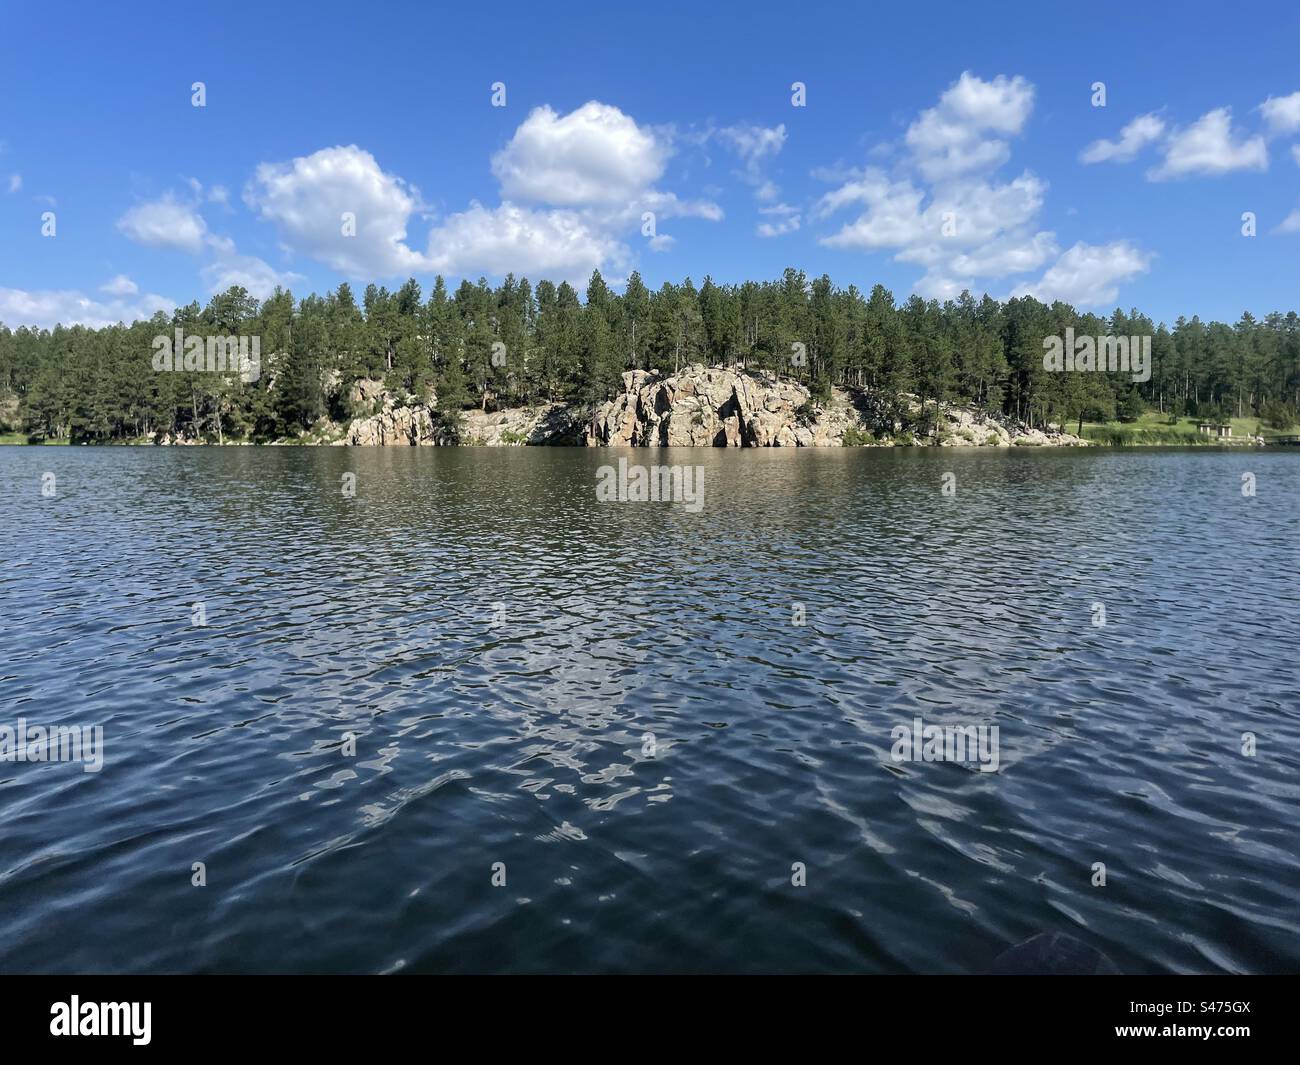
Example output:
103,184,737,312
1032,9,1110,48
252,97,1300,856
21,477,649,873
1,364,1287,451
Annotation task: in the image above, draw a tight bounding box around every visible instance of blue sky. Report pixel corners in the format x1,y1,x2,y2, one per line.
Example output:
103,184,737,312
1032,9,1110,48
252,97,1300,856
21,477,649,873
2,0,1299,328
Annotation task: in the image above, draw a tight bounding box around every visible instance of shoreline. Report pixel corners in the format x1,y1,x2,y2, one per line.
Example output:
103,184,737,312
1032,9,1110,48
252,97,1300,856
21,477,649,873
0,436,1274,449
1,364,1284,451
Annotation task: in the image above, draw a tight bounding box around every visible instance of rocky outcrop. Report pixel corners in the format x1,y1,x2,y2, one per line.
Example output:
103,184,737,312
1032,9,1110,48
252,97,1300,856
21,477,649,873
870,398,1085,447
344,403,439,446
587,365,831,447
340,388,585,447
343,383,442,446
461,403,585,446
328,365,1085,448
584,364,1086,448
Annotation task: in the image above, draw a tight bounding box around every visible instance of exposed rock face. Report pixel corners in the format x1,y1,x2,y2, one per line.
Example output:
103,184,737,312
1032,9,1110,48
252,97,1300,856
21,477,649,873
341,391,584,447
347,378,388,411
584,364,1086,448
938,406,1013,446
331,365,1086,448
461,403,585,446
587,365,833,447
343,392,441,446
860,401,1085,447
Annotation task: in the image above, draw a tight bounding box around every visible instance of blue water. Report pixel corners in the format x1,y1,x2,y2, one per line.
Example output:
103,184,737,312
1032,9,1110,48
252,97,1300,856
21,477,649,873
1,446,1297,973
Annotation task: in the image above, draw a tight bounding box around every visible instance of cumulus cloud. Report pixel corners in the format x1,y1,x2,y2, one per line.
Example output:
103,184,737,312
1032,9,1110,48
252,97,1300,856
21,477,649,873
902,173,1047,257
114,186,301,300
202,249,303,300
817,172,926,245
619,188,723,224
937,229,1059,278
904,72,1034,181
813,171,909,224
422,203,621,283
816,72,1148,306
1260,91,1300,135
911,227,1060,301
116,193,209,253
818,87,1052,293
1147,108,1267,179
0,283,174,330
1080,113,1166,164
1012,241,1152,307
491,102,670,208
243,103,719,282
245,145,428,277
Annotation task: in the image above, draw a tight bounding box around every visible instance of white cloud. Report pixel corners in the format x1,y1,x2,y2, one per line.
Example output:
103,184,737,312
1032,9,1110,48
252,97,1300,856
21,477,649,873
0,285,173,330
821,168,1047,267
1148,108,1266,180
719,123,787,165
491,101,670,207
904,72,1034,181
116,193,209,253
100,274,139,297
620,188,723,224
914,274,974,301
1012,241,1152,307
718,123,788,210
202,249,303,300
422,203,620,284
114,185,302,301
6,174,19,194
758,201,800,235
757,215,799,238
1260,91,1300,135
939,229,1058,277
242,104,718,283
1275,208,1300,234
905,173,1046,252
1080,113,1166,164
817,74,1146,306
245,145,427,278
813,170,899,221
188,177,231,205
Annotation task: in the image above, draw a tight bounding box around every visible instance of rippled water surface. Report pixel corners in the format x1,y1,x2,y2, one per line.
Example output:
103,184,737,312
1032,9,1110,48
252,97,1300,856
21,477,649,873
1,446,1297,974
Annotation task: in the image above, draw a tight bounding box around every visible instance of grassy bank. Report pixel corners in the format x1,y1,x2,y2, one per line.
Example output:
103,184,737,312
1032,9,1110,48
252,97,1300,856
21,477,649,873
1080,413,1276,446
0,432,70,445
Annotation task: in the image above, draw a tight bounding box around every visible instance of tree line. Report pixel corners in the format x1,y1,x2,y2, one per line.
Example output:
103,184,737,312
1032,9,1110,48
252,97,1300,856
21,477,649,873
2,268,1298,442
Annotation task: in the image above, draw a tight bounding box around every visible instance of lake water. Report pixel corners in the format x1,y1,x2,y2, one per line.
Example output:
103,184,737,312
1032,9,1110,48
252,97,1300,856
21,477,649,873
1,445,1297,974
